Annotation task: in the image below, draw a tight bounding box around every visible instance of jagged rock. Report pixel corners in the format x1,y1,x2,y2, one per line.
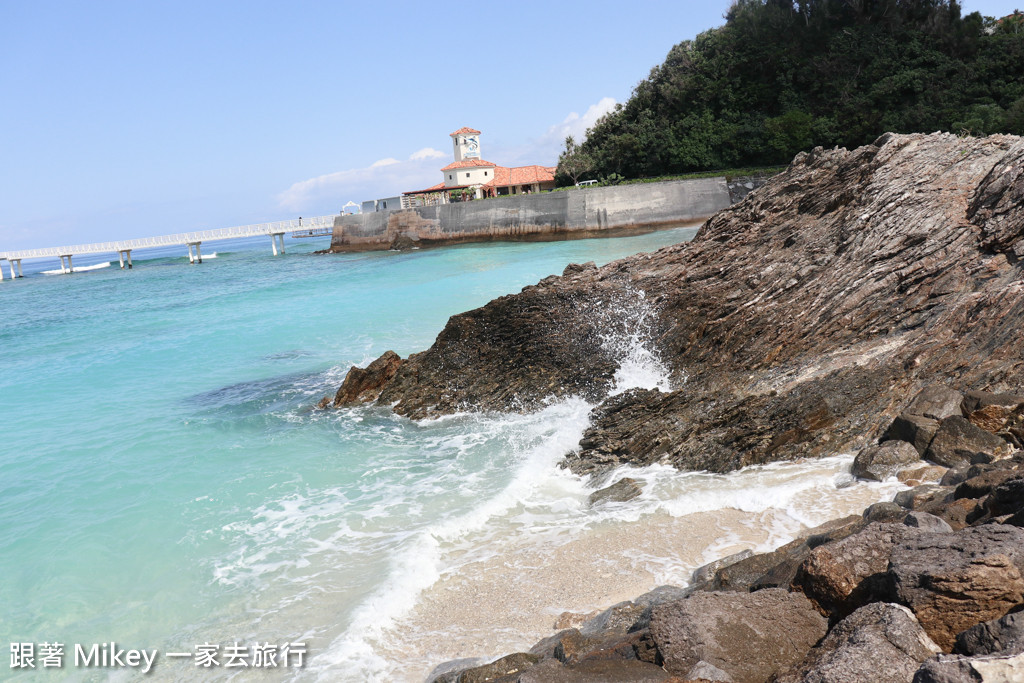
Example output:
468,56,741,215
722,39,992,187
793,523,923,619
691,550,755,588
455,652,540,683
516,657,671,682
852,440,922,481
588,478,643,506
339,134,1024,479
906,386,967,422
331,350,403,406
924,416,1011,469
775,603,940,683
904,512,953,533
863,501,909,523
914,652,1024,682
968,404,1015,433
954,611,1024,657
884,415,941,457
954,469,1020,500
895,485,952,511
709,517,865,593
961,391,1024,416
426,657,488,683
984,475,1024,516
650,588,828,683
577,601,647,637
887,525,1024,650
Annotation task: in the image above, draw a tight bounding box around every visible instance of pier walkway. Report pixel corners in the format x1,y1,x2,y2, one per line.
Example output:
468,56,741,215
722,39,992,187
0,215,336,279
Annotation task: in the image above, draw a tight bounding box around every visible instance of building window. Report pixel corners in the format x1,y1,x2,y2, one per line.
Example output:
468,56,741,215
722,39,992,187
484,171,488,176
466,172,470,178
449,175,452,180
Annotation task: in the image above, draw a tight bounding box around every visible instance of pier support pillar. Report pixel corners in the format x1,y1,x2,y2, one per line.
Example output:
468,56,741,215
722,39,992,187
13,259,22,277
8,259,22,279
60,255,73,274
118,250,133,269
0,261,4,281
271,233,285,255
187,242,203,264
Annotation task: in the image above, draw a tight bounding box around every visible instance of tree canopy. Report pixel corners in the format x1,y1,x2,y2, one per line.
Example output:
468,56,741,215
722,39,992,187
561,0,1024,183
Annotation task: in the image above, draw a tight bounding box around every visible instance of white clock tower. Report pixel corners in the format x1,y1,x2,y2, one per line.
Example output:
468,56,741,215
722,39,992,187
451,127,482,161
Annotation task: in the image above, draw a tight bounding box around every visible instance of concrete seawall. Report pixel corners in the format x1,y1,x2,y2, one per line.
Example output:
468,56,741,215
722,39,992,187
330,176,759,252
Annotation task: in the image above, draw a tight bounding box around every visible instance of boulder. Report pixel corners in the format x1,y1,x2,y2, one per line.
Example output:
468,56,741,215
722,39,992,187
516,657,671,682
887,525,1024,650
985,475,1024,516
898,465,948,485
904,512,953,534
852,440,922,481
905,386,966,421
883,414,941,456
331,350,403,407
710,517,864,592
954,469,1020,500
954,611,1024,657
894,485,952,511
863,501,909,523
961,390,1024,416
456,652,540,683
690,550,754,588
775,603,940,683
426,658,488,683
650,589,828,683
793,523,923,619
967,404,1016,434
913,652,1024,682
686,660,734,682
924,416,1011,469
588,478,643,506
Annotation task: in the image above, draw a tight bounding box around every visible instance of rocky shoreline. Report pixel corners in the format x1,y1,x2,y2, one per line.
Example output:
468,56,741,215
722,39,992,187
319,132,1024,681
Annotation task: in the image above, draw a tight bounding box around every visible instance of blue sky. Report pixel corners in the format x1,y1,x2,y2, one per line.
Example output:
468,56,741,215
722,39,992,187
2,1,1021,250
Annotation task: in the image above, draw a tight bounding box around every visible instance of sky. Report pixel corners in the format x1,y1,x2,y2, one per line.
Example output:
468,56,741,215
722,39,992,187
2,1,1022,251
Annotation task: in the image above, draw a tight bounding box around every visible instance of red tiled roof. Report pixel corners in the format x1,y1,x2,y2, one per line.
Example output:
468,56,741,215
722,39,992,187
483,165,557,188
403,182,447,195
440,159,497,171
450,127,481,136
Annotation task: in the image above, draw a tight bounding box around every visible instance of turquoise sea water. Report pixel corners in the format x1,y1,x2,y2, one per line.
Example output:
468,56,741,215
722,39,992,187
0,228,903,682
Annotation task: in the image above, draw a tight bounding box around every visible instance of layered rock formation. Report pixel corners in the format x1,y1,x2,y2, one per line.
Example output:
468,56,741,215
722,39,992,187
329,132,1024,478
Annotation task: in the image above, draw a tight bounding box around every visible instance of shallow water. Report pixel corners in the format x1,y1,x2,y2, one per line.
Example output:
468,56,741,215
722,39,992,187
0,227,903,682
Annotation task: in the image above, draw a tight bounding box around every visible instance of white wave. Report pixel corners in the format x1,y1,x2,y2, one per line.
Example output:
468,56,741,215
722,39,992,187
305,398,594,681
597,288,673,394
41,261,112,274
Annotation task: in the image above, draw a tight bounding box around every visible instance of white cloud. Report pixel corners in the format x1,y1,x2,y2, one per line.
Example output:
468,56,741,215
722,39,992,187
276,152,446,211
546,96,618,144
494,97,619,167
410,147,446,161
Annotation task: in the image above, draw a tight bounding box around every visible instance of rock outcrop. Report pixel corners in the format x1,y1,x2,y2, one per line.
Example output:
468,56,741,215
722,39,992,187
328,132,1024,477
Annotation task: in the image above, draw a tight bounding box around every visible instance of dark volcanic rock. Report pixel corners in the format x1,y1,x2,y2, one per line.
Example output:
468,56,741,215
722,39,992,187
650,588,828,683
852,440,922,481
775,602,940,683
887,525,1024,651
955,611,1024,657
904,512,954,533
924,416,1011,469
455,652,540,683
516,657,671,682
330,350,403,407
884,414,941,457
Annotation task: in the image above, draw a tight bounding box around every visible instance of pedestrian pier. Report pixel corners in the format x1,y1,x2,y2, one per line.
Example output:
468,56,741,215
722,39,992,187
0,215,335,279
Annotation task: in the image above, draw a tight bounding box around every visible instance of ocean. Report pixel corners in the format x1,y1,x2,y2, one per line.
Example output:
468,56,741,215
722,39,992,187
0,228,904,682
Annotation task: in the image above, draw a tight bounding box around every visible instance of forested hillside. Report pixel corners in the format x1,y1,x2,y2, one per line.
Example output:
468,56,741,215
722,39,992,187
562,0,1024,181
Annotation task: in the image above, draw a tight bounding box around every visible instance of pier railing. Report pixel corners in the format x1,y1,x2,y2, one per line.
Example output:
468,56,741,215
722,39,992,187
1,215,336,261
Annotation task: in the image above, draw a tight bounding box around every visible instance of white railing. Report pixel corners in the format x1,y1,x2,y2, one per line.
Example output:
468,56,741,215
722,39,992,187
1,215,336,261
